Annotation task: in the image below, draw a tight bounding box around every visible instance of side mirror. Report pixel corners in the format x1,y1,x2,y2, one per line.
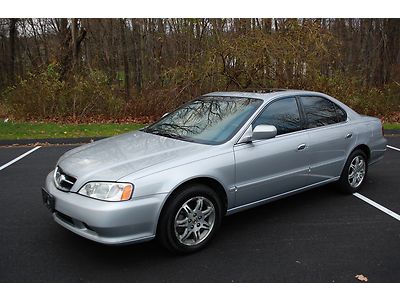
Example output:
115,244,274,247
237,124,277,144
252,125,277,140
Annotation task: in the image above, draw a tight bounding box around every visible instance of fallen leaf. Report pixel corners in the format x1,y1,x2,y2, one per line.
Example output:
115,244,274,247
355,274,368,282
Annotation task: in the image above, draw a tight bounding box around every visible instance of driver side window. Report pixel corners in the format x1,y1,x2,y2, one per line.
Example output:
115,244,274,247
253,97,302,135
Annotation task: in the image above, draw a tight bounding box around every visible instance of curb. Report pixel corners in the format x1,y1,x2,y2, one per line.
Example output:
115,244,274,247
384,129,400,135
0,137,106,146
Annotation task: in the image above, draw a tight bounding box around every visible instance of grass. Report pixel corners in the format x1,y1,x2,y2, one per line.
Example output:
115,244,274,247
0,121,146,140
383,123,400,130
0,121,399,140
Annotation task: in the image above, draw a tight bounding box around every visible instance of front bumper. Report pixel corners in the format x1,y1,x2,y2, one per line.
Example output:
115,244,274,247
44,171,167,245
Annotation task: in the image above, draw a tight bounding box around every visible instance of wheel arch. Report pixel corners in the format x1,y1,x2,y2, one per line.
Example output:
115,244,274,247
351,144,371,161
156,176,228,233
340,143,371,176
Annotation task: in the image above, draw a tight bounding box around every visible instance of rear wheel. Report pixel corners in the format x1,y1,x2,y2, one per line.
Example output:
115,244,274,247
157,184,222,254
338,149,368,193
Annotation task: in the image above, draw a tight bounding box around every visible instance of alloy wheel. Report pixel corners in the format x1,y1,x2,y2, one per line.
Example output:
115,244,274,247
174,196,216,246
348,155,366,188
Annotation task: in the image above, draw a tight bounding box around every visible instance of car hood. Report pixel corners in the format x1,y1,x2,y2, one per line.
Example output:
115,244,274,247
57,130,209,184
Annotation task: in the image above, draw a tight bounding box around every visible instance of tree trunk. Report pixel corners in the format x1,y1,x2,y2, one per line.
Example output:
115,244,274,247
57,18,86,80
9,18,17,84
119,18,130,100
71,18,78,69
131,19,142,93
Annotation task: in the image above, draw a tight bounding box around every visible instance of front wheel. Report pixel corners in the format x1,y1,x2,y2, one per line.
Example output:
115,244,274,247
338,149,368,193
157,184,222,254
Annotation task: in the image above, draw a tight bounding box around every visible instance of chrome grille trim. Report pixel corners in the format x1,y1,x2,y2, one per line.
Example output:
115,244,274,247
54,166,77,191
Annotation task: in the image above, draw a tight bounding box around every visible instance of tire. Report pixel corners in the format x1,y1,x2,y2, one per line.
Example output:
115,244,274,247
157,184,223,254
337,149,368,194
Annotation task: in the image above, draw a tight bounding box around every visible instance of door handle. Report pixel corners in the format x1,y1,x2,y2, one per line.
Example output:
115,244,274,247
345,133,353,139
297,143,307,151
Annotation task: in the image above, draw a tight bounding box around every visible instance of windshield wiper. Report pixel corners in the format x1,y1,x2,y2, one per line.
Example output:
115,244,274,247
143,128,194,142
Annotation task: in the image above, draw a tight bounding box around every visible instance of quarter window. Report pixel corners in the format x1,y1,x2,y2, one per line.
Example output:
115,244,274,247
300,96,340,128
334,103,347,122
253,97,302,135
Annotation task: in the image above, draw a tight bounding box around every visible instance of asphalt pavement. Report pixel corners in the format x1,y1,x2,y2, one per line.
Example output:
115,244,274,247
0,137,399,282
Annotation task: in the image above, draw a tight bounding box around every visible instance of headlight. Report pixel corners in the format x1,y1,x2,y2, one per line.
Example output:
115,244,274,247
78,182,133,201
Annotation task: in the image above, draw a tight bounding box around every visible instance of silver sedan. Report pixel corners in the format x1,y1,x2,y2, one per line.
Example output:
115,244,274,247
42,90,387,253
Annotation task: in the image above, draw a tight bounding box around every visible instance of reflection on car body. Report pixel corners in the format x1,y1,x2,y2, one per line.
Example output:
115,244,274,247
43,89,387,253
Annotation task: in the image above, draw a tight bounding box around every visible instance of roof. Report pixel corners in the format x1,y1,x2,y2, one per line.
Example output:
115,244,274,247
204,89,326,102
204,89,360,119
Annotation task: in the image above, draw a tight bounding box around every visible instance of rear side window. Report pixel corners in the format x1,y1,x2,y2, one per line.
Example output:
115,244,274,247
334,103,347,122
253,97,302,135
300,96,343,128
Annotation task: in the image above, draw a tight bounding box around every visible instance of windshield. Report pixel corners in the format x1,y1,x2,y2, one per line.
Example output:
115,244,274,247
142,96,263,145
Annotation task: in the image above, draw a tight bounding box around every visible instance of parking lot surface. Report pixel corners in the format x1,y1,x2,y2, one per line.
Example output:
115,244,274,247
0,137,399,282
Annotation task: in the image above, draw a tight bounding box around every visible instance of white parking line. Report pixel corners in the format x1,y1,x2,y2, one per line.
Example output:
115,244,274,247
0,146,41,171
353,193,400,221
387,145,400,152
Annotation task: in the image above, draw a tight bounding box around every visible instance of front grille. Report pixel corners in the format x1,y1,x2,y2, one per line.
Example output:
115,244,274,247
54,166,77,191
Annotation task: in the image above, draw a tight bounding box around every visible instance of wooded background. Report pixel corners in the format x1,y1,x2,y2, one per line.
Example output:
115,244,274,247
0,18,399,122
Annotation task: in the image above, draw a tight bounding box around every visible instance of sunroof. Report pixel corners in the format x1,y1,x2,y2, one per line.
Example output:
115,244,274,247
241,88,288,93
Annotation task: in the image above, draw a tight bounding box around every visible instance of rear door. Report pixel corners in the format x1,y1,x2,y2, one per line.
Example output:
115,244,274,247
233,97,310,208
299,96,354,185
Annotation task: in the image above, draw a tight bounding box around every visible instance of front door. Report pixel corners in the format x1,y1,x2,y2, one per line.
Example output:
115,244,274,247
233,97,310,208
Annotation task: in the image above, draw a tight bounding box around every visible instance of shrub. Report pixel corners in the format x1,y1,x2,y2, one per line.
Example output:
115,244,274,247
0,64,124,120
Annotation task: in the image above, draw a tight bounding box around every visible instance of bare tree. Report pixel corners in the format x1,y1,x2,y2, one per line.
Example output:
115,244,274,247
119,18,130,100
9,18,17,84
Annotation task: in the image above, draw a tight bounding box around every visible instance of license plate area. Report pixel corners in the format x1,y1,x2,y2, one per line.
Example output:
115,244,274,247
42,188,55,212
